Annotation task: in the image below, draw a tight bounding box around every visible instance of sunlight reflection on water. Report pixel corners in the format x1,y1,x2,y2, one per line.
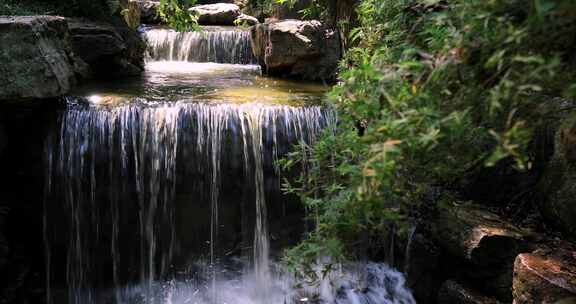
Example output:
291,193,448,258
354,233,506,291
72,62,327,106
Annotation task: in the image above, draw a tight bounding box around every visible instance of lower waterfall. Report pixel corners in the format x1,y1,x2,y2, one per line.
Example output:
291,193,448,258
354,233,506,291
45,100,336,303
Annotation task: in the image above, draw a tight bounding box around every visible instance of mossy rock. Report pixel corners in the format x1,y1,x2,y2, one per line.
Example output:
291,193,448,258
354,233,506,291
538,113,576,239
0,16,79,100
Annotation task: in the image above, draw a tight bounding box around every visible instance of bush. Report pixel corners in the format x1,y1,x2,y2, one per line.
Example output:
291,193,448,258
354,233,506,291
280,0,576,281
158,0,199,32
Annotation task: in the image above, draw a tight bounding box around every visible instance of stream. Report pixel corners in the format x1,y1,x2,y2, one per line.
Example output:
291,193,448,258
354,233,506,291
43,25,415,304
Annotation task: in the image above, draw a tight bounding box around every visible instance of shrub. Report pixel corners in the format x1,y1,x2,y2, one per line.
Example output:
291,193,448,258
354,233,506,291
280,0,576,281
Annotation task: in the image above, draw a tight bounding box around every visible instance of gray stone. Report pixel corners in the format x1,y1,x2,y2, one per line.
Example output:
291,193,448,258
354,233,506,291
190,3,241,25
0,16,79,100
251,19,340,81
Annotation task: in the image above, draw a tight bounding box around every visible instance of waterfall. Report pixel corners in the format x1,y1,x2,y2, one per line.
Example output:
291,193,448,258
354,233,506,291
41,21,416,304
144,26,257,64
44,99,335,303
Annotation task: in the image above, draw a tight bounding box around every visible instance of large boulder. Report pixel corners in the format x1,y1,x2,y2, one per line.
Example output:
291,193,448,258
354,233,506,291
251,20,340,81
0,16,80,100
513,248,576,304
537,111,576,238
189,3,241,25
67,18,145,78
431,204,531,301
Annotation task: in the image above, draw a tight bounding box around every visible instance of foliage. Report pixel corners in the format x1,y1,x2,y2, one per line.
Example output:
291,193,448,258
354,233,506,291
280,0,576,282
158,0,200,32
0,0,122,18
0,0,60,15
248,0,328,20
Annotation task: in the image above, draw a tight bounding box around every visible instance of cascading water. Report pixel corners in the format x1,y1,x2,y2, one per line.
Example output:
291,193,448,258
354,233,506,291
43,24,415,304
45,101,334,303
145,26,256,64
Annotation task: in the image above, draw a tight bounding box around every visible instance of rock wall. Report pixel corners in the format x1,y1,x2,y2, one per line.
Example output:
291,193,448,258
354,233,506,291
0,102,61,303
0,13,146,302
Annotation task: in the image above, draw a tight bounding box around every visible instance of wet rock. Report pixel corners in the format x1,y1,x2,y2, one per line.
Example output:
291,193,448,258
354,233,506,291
432,204,529,265
0,16,79,100
68,18,145,78
431,204,531,301
189,3,241,25
251,19,340,81
513,248,576,304
438,280,501,304
131,0,161,24
538,112,576,238
236,13,258,26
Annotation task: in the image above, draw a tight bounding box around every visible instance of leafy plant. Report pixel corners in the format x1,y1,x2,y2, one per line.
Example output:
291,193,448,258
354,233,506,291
0,0,59,15
158,0,200,32
280,0,576,280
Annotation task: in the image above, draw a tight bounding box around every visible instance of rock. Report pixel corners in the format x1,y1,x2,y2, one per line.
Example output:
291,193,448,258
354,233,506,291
404,231,442,303
189,3,241,25
250,19,340,81
513,249,576,304
0,16,79,100
235,13,258,26
131,0,161,24
538,112,576,238
438,280,501,304
431,204,531,301
67,18,145,78
432,204,529,265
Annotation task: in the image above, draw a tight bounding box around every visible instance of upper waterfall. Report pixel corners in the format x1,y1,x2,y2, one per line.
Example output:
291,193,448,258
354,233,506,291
144,26,257,64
